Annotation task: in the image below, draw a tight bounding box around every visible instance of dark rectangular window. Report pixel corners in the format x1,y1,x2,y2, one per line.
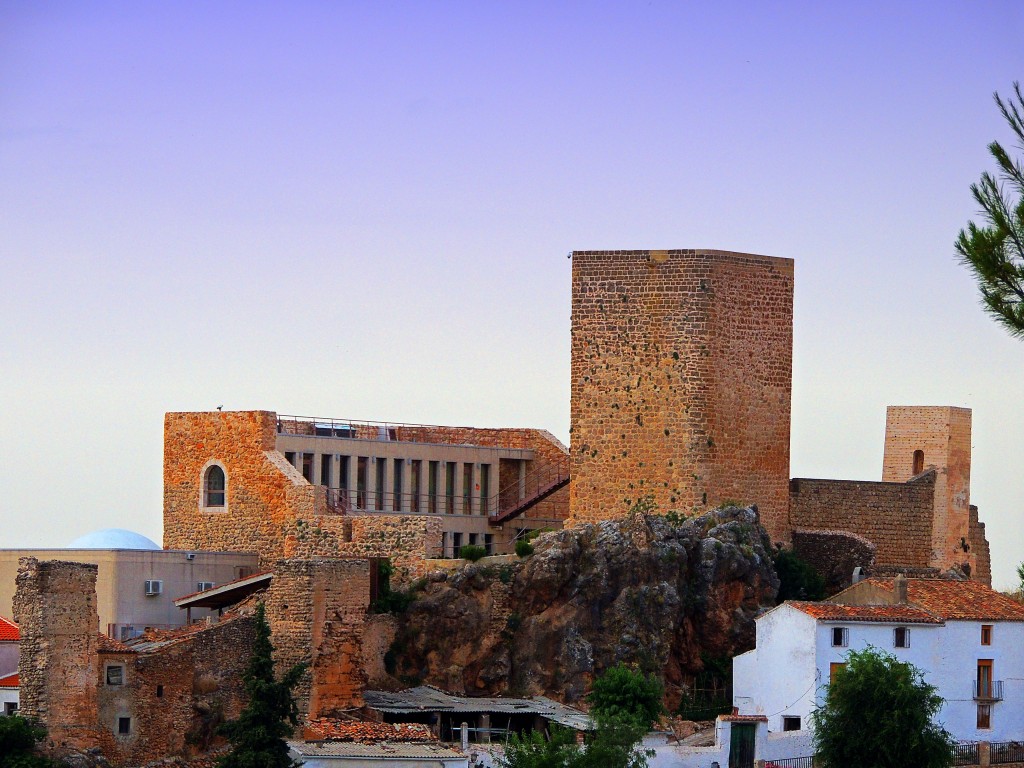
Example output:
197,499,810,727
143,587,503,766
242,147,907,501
484,533,494,555
982,625,993,645
339,456,350,491
831,627,848,647
468,533,478,546
284,451,295,466
463,463,473,514
978,704,992,729
4,702,17,715
106,666,124,685
156,685,164,698
480,464,491,515
393,459,403,512
894,627,910,648
118,717,131,735
320,454,333,487
428,461,439,514
301,453,313,482
410,460,422,513
375,457,386,511
452,532,463,555
782,716,801,731
357,457,368,509
445,463,455,514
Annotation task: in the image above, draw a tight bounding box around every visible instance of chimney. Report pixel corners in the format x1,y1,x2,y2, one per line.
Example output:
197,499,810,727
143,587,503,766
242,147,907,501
894,574,908,605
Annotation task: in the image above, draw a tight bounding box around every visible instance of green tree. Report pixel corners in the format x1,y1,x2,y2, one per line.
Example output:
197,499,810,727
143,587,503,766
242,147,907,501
0,715,56,768
587,663,664,732
812,647,955,768
773,548,826,603
218,603,307,768
955,82,1024,337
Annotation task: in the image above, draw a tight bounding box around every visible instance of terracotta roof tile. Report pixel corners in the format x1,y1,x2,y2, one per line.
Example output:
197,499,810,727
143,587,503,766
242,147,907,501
0,616,18,642
0,673,17,687
788,601,943,624
96,633,136,653
303,719,436,743
720,715,767,722
864,578,1024,621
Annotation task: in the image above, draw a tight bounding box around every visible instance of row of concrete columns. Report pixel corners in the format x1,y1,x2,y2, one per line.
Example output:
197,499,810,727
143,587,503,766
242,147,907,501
288,452,504,515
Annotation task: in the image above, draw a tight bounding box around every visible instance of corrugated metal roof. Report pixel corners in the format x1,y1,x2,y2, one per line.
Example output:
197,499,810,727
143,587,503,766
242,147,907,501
289,740,466,758
364,686,593,730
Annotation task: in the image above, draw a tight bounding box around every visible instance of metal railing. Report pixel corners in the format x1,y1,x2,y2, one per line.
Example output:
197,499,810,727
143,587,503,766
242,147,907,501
991,742,1024,764
309,454,569,522
974,680,1004,701
765,758,814,768
952,742,979,766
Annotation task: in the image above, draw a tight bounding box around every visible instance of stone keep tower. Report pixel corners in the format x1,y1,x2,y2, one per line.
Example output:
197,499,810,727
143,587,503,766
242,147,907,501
882,406,986,580
569,249,794,541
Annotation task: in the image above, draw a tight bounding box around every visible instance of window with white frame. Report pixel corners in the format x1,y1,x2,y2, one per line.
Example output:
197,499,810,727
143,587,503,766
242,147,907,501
894,627,910,648
783,716,801,731
831,627,849,647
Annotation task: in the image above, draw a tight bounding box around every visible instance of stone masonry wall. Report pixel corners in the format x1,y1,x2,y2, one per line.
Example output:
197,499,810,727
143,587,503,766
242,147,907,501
968,505,992,585
14,558,102,752
265,559,371,719
569,249,793,541
792,529,877,596
882,406,979,578
164,411,316,568
789,474,935,569
165,411,442,578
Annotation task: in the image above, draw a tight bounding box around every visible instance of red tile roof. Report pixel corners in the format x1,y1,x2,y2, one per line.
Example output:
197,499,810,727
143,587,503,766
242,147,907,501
96,633,136,654
720,714,767,722
304,719,436,743
0,673,17,687
0,616,18,642
788,601,943,624
864,578,1024,622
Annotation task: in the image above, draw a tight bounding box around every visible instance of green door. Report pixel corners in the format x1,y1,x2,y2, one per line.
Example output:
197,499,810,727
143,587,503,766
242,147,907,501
729,723,756,768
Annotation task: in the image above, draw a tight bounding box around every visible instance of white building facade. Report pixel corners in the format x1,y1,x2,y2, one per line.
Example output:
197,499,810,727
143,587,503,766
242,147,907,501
734,577,1024,747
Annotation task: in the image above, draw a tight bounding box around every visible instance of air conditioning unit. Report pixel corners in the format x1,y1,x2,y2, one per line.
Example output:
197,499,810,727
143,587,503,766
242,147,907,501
144,580,163,596
197,581,215,592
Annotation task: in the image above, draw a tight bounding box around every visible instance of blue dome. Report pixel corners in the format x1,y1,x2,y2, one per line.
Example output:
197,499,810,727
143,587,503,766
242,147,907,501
67,529,161,550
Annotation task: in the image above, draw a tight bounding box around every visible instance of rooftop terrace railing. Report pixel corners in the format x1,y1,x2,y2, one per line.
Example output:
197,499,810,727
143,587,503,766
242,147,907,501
277,414,538,450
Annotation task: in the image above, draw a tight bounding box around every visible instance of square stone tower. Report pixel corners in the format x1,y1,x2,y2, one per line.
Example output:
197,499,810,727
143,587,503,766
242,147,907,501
569,249,794,541
882,406,981,578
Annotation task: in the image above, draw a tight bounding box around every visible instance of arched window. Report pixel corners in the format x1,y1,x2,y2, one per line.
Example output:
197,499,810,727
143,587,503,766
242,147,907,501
912,450,924,476
204,465,226,508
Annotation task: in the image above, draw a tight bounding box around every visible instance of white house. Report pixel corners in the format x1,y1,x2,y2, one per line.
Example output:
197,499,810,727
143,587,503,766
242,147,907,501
734,576,1024,751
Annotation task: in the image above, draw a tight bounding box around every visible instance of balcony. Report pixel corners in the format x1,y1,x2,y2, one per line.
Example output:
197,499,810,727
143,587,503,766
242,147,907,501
974,680,1003,701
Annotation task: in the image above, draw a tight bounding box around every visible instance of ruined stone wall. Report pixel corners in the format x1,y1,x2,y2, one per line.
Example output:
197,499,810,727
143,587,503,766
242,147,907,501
968,505,992,586
569,249,793,541
882,406,979,578
789,474,935,569
792,529,877,596
14,559,102,751
265,559,371,719
283,515,443,581
95,616,254,765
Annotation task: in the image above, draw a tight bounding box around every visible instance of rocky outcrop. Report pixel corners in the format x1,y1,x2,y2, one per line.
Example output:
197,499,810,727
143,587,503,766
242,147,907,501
379,506,779,709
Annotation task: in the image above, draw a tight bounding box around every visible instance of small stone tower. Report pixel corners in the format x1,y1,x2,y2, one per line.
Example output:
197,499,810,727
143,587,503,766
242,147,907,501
569,249,794,541
882,406,989,582
14,558,101,749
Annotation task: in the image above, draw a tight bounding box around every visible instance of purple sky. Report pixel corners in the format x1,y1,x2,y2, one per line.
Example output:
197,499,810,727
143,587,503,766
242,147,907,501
2,2,1023,586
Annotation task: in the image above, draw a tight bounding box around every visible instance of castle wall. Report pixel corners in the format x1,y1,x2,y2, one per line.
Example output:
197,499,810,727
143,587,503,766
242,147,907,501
14,558,102,751
791,529,876,596
789,475,935,569
882,406,977,578
96,616,253,765
265,559,371,719
569,249,793,540
164,411,443,579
